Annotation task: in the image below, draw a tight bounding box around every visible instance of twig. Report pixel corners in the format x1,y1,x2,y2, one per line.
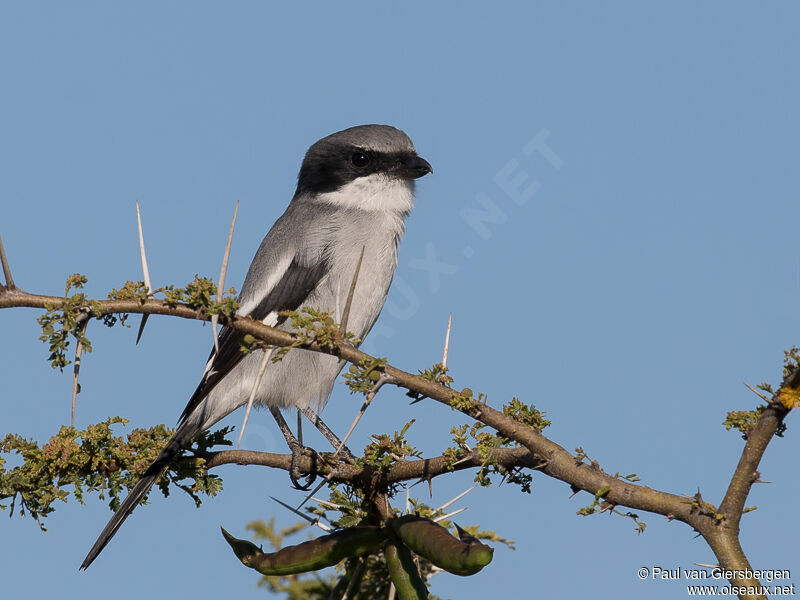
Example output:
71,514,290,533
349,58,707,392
340,559,364,600
269,496,331,532
135,201,153,344
441,312,452,368
339,245,365,337
0,232,16,290
237,347,275,447
211,200,239,354
71,320,89,427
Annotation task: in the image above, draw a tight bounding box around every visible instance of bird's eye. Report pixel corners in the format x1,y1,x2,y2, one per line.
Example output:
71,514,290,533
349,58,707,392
351,152,370,168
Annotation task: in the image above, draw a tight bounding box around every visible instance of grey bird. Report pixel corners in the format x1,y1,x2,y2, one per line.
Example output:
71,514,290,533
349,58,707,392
80,124,432,569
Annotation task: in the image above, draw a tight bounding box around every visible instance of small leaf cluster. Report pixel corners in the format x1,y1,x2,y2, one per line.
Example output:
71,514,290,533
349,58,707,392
783,346,800,379
442,417,537,493
37,274,92,370
449,387,483,412
37,275,242,371
161,276,239,316
0,418,232,528
690,490,724,523
418,363,454,387
343,358,388,395
576,484,611,517
108,279,149,303
723,406,786,440
274,307,357,361
358,420,423,472
503,398,551,433
576,484,647,533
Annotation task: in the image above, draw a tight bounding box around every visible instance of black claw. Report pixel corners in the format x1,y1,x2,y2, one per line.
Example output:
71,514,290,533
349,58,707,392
288,443,318,490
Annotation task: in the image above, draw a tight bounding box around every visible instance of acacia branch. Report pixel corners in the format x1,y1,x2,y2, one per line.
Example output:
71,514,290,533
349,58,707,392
0,288,722,524
1,285,791,599
203,446,538,487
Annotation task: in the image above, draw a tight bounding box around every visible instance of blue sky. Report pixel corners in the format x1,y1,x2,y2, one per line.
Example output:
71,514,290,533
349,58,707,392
1,3,798,598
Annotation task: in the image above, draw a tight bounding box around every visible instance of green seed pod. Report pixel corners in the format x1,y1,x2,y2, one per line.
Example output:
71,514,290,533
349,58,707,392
390,516,493,576
385,540,429,599
221,526,388,576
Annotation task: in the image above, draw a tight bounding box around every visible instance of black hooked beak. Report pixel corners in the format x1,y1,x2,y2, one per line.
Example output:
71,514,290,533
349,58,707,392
397,155,433,180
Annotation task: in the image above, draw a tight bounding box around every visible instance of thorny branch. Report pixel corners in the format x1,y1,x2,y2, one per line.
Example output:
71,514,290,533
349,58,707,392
201,446,539,487
1,284,795,600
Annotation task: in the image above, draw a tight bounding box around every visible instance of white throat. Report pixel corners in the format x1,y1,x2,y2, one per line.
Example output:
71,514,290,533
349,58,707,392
316,174,415,214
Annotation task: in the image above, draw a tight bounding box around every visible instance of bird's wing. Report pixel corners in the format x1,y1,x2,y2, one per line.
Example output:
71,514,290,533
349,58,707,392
179,252,331,423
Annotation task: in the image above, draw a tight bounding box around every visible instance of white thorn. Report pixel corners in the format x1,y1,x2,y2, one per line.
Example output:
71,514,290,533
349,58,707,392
405,486,410,514
212,200,239,355
310,497,345,510
269,496,331,532
441,312,452,368
453,454,474,467
339,245,365,337
0,232,16,290
742,381,770,402
435,485,476,513
135,201,153,344
135,201,152,292
237,347,274,447
433,506,467,523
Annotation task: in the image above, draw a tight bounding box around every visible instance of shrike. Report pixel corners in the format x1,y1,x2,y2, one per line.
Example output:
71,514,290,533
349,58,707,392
80,124,432,569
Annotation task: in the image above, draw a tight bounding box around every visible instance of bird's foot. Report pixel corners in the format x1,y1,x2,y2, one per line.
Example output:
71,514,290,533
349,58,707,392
288,442,318,490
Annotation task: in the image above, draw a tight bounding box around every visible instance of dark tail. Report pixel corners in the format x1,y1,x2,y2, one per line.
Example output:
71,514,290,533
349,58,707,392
79,420,199,569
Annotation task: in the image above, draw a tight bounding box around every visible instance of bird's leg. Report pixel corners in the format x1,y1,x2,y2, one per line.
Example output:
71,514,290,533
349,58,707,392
269,406,317,490
300,407,356,463
296,408,303,445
